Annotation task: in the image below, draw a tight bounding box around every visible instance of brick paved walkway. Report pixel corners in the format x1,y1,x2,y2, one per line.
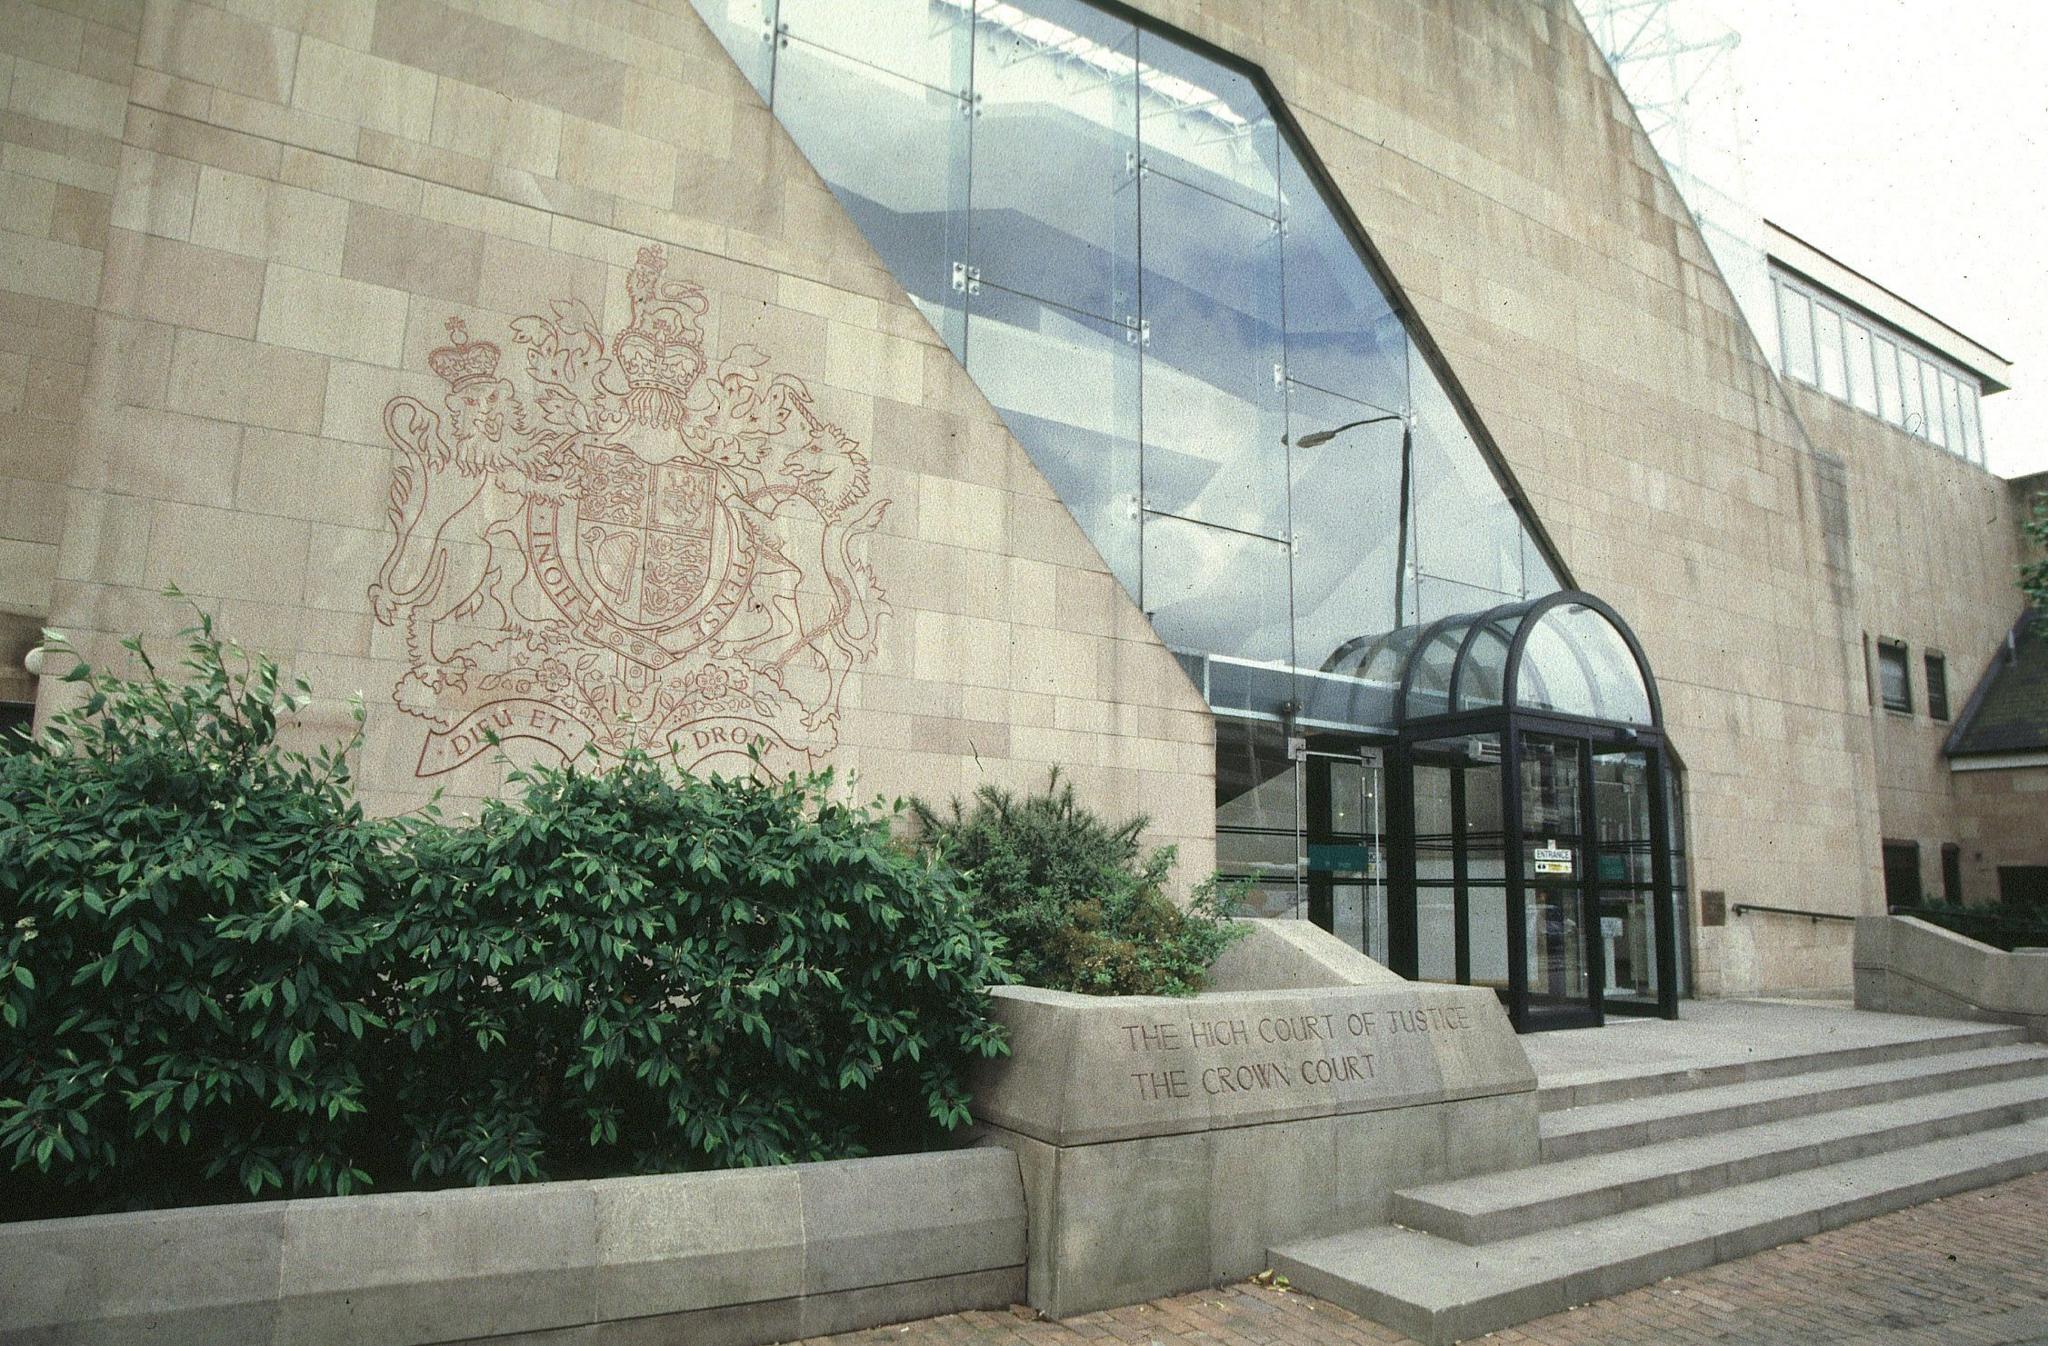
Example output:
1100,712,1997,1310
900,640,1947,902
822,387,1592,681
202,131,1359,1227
799,1170,2048,1346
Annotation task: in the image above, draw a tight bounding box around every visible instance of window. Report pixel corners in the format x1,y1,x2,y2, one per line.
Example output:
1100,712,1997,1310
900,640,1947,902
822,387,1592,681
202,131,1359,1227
1872,333,1902,423
1813,304,1846,398
1770,268,1988,463
1844,320,1877,413
1941,844,1963,904
1925,652,1949,721
1899,349,1927,435
1777,281,1815,383
1876,640,1912,713
1882,840,1922,908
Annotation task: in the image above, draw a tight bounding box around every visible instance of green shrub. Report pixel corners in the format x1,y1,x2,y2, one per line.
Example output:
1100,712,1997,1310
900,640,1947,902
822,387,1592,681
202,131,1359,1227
0,610,1007,1219
384,751,1009,1184
0,614,398,1216
911,773,1243,996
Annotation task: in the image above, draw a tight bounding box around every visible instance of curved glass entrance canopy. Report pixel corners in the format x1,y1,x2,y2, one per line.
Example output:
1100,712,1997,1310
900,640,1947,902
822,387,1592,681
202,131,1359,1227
1393,592,1661,729
691,0,1562,735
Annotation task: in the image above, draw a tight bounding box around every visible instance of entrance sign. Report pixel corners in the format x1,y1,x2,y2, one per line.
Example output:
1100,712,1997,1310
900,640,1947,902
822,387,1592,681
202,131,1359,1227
973,947,1537,1315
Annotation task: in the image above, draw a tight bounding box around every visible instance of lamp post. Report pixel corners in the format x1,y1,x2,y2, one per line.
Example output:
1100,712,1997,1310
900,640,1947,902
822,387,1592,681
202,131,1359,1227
1287,411,1416,628
1291,411,1403,448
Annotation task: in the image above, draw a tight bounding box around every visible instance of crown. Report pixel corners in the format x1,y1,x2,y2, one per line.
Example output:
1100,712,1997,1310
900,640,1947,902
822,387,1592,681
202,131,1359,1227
612,247,708,428
427,318,502,390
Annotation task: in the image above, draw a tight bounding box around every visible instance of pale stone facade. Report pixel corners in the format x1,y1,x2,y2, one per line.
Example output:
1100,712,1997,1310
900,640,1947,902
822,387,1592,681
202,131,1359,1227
1793,386,2043,907
3,0,2037,999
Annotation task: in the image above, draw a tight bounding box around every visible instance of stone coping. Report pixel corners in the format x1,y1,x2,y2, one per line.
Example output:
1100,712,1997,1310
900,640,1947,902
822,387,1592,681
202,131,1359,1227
1856,914,2048,1035
0,1149,1025,1346
974,980,1534,1148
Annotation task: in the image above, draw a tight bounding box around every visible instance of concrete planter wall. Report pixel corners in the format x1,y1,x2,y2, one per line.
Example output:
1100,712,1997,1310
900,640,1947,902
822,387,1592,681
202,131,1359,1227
0,1150,1025,1346
1855,914,2048,1038
970,921,1540,1316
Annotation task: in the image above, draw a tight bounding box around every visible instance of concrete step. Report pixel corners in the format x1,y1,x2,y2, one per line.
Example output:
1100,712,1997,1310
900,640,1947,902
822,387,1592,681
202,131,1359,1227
1536,1021,2027,1112
1272,1118,2048,1346
1540,1042,2048,1161
1392,1072,2048,1243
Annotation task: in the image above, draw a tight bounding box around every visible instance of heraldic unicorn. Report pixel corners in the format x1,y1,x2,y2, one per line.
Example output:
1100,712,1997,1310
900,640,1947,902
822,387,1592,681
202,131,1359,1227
370,246,890,777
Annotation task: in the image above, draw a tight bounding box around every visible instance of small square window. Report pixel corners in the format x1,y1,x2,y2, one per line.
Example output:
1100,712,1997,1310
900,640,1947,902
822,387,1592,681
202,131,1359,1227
1925,653,1950,721
1877,640,1912,714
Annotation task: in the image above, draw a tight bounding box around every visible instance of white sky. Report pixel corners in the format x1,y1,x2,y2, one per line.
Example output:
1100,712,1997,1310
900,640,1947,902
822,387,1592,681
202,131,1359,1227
1707,0,2048,478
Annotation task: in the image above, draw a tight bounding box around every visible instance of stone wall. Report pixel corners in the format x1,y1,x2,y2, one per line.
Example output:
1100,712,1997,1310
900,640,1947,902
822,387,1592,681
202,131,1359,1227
0,0,133,705
0,1149,1026,1345
38,0,1215,870
27,0,2031,994
1855,914,2048,1039
1792,384,2034,907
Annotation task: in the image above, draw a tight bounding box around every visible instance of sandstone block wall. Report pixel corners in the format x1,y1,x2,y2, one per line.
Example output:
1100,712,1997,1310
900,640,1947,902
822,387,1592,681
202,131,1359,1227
1792,384,2036,907
20,0,2028,998
35,0,1216,873
0,0,133,705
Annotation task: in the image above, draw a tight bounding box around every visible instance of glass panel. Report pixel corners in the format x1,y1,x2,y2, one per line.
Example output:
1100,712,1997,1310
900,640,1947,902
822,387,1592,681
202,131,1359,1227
1873,333,1902,423
1133,30,1278,216
1138,170,1286,536
1289,381,1404,724
1899,349,1927,438
1408,348,1534,604
1844,320,1877,413
779,0,973,91
1939,371,1963,456
1466,759,1508,990
1521,734,1588,1010
691,0,775,98
1278,140,1405,413
1412,733,1507,990
1215,716,1298,912
1308,754,1387,964
1141,512,1292,667
1813,302,1846,398
1960,383,1983,463
1920,360,1947,448
1404,620,1470,721
1777,281,1815,383
772,34,970,349
1516,602,1654,725
1412,759,1457,982
968,0,1139,322
1666,758,1690,998
967,286,1140,589
1592,750,1655,885
1454,616,1519,712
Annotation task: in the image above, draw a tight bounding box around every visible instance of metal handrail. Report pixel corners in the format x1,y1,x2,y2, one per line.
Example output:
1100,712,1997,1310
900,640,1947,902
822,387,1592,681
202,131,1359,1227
1731,902,1857,924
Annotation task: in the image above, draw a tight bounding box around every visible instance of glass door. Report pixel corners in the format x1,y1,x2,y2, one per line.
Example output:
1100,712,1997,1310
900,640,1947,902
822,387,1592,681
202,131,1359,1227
1516,732,1597,1028
1592,747,1661,1011
1303,743,1388,964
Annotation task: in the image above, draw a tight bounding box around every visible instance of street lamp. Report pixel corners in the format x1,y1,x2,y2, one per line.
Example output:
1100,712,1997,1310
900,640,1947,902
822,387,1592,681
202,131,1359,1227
1291,411,1403,448
1287,410,1417,628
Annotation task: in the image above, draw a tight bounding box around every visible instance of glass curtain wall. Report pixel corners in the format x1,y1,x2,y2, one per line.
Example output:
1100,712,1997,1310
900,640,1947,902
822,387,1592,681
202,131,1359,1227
693,0,1561,738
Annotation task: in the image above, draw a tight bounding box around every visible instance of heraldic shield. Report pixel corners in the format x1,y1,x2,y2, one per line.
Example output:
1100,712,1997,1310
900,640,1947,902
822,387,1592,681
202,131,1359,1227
369,246,891,778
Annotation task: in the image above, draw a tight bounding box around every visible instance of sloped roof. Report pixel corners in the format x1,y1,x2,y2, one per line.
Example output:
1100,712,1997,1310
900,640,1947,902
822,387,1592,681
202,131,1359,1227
1946,611,2048,757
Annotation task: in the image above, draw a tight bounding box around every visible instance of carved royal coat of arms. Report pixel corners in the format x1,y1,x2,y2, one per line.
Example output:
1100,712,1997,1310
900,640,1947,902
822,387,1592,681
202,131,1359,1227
370,246,890,777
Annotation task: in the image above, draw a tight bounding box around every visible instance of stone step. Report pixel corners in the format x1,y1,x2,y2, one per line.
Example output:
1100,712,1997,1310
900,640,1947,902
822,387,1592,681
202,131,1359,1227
1535,1021,2027,1112
1540,1042,2048,1161
1271,1119,2048,1346
1393,1072,2048,1243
